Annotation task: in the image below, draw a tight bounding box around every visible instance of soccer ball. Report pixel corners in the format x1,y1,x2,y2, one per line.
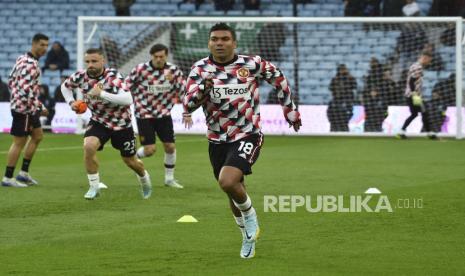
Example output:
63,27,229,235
74,100,87,114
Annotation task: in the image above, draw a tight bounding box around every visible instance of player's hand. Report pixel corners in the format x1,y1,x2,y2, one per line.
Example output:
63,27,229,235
70,100,79,112
201,75,214,96
205,78,213,92
40,107,49,116
182,113,193,129
88,83,104,98
290,119,302,132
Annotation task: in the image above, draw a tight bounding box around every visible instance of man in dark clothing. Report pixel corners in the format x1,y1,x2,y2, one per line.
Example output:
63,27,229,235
344,0,365,16
364,89,388,132
38,84,55,126
0,76,10,102
429,0,465,16
382,0,404,16
214,0,235,11
380,69,402,105
43,41,70,72
243,0,260,10
113,0,135,16
327,64,357,132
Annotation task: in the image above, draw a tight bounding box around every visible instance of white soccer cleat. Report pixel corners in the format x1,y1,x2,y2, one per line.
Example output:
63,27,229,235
98,183,108,189
16,173,38,186
2,177,28,188
164,179,183,189
240,239,256,259
84,184,101,200
240,213,260,259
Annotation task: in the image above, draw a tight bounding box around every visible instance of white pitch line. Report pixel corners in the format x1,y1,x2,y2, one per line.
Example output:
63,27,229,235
0,146,82,155
0,138,205,154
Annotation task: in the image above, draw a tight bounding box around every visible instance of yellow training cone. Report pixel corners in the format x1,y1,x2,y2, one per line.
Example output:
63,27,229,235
177,215,198,223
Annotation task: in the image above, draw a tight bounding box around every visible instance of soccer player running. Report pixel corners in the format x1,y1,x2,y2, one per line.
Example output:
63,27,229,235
61,48,152,200
126,44,190,189
183,23,301,258
398,49,437,139
2,33,49,187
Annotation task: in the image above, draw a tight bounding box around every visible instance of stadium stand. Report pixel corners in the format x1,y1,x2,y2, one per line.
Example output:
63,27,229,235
0,0,452,105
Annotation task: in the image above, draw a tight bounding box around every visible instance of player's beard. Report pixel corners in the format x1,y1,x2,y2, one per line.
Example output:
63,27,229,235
87,68,102,78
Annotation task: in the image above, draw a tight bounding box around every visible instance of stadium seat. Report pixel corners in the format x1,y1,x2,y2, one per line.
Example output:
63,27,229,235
438,71,453,79
352,46,371,54
279,10,293,16
261,10,279,16
339,37,358,45
322,38,340,46
299,10,315,17
319,62,335,70
334,45,351,53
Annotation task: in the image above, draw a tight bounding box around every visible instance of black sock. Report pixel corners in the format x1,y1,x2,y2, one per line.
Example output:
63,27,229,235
21,159,31,172
5,166,15,178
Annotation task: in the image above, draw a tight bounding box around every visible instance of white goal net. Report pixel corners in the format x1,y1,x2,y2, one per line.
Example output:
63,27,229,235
77,17,464,138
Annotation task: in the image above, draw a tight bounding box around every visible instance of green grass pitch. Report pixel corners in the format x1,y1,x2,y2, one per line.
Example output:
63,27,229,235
1,133,464,275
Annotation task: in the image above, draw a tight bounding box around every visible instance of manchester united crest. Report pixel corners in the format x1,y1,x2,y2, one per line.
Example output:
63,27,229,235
237,67,250,78
165,72,174,81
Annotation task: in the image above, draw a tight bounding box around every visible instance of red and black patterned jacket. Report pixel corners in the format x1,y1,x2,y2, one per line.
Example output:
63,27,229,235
63,68,132,130
184,54,299,143
9,52,43,114
126,61,185,119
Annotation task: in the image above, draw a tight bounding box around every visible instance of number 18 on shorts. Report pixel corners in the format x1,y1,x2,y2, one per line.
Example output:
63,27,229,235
208,133,264,179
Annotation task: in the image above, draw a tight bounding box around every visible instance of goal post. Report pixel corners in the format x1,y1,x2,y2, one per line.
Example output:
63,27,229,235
76,16,464,138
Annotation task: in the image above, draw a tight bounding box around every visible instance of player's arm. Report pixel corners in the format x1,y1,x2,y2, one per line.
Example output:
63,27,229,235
183,66,212,113
16,61,43,115
257,56,301,131
34,86,48,116
27,64,47,115
125,67,138,94
410,67,423,106
61,73,81,112
174,68,187,100
173,68,193,128
99,87,133,105
410,66,423,95
88,73,133,106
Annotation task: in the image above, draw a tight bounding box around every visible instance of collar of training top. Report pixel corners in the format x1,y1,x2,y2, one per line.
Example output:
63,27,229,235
208,54,238,67
27,52,38,60
149,60,167,70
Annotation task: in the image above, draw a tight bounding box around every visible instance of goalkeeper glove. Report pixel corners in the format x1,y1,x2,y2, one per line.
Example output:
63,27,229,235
412,94,423,106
